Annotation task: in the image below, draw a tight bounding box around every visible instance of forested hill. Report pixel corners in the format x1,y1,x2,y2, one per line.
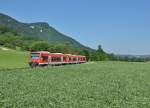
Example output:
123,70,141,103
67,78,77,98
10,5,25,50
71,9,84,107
0,13,93,51
1,13,149,62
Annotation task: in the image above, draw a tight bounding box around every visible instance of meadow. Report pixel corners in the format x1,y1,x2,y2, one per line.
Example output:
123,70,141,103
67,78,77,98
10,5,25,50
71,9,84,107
0,48,29,69
0,61,150,108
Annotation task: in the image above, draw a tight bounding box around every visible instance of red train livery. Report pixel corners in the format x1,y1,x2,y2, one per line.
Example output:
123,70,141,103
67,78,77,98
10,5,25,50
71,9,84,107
29,51,87,67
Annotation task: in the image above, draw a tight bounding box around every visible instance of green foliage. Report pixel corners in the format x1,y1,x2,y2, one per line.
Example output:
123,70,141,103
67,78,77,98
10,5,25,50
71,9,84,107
0,25,90,57
0,32,23,47
0,14,114,61
0,24,18,35
115,56,150,62
89,45,110,61
30,41,49,51
48,42,72,53
1,24,148,62
0,13,93,51
0,62,150,107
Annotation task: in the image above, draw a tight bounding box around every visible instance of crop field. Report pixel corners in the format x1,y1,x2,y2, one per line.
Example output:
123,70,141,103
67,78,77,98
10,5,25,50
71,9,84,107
0,61,150,108
0,48,29,69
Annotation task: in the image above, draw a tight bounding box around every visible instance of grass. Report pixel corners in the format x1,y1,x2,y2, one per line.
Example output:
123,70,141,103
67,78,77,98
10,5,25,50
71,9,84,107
0,48,29,69
0,61,150,108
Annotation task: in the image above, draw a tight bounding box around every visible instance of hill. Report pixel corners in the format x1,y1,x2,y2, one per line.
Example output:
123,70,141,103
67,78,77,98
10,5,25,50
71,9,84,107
0,13,93,51
117,54,150,61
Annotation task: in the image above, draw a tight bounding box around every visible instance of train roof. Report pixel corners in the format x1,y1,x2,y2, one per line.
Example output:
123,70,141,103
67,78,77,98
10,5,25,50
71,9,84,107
51,53,63,54
49,53,66,56
31,51,50,53
30,51,86,57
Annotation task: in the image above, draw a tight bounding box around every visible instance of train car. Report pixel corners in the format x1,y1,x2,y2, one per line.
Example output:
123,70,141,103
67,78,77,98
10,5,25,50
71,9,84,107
29,51,87,67
29,51,50,67
49,53,66,65
78,55,86,63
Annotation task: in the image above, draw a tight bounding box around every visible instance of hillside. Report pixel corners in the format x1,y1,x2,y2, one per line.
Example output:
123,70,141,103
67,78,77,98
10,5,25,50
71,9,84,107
0,47,28,69
0,13,93,51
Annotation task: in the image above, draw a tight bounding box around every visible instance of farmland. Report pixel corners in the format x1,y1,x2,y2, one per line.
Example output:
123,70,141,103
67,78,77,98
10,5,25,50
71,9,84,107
0,61,150,107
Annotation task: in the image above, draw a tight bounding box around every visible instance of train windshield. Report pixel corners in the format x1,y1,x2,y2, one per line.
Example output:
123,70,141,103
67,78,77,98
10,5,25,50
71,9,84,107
31,53,40,59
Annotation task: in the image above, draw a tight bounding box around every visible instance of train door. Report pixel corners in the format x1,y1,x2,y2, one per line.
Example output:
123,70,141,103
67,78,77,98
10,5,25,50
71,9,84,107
61,56,63,63
42,56,48,63
48,56,51,64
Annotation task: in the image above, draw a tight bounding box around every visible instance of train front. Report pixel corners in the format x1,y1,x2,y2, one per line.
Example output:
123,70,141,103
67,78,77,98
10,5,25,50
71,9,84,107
29,51,50,67
28,52,41,67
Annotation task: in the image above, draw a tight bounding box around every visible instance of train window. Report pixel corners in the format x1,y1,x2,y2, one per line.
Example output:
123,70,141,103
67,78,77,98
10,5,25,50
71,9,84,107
57,57,61,61
52,57,55,61
31,53,40,59
73,58,76,61
69,58,72,61
52,57,61,62
63,57,66,61
51,58,54,61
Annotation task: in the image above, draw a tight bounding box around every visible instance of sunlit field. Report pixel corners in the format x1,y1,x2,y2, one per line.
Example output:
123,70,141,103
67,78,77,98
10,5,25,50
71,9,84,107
0,49,28,69
0,61,150,107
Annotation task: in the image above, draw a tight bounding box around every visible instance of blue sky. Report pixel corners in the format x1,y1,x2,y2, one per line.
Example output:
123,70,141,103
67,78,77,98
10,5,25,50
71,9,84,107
0,0,150,55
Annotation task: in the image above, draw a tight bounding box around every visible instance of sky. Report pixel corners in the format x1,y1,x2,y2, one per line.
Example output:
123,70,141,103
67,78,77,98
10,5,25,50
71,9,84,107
0,0,150,55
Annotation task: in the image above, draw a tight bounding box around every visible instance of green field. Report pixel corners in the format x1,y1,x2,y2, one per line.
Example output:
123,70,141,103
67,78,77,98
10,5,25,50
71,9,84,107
0,48,29,69
0,61,150,108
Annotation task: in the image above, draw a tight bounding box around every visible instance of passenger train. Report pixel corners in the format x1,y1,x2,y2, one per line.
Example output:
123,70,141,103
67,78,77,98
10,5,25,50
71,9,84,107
29,51,87,67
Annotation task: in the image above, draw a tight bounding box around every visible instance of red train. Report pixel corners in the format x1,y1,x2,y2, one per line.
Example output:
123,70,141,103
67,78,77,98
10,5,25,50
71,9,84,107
29,51,87,67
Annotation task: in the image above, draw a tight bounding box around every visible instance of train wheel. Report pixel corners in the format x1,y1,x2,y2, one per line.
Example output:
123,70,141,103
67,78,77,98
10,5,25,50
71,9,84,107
30,62,38,68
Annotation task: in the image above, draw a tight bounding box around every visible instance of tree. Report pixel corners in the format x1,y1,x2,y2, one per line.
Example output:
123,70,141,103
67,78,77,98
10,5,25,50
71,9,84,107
30,41,49,51
97,45,104,53
0,25,18,35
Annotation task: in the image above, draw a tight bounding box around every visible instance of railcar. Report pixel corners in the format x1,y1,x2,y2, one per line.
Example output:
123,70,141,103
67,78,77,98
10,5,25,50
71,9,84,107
29,51,86,67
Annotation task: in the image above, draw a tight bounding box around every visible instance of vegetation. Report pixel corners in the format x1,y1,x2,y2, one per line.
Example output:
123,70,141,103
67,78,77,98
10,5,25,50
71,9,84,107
0,62,150,107
115,55,150,62
1,13,149,62
0,48,28,69
0,13,92,51
0,13,150,108
0,25,113,61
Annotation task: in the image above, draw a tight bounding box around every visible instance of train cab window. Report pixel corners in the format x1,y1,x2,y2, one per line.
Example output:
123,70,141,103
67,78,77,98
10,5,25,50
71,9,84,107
31,53,40,59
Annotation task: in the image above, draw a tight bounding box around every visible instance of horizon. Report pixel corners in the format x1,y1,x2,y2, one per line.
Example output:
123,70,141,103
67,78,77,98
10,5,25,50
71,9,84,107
0,0,150,55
